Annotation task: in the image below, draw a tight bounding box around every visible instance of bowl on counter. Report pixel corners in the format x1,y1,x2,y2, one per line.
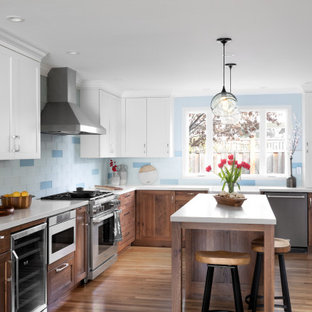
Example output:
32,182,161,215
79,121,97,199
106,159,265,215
1,195,34,209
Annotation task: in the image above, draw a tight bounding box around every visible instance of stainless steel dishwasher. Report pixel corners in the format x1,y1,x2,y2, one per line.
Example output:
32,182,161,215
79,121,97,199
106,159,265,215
264,192,308,248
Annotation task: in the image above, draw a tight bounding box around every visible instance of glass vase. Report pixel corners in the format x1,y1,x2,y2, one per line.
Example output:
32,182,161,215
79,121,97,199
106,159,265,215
111,172,120,186
227,182,234,193
286,156,296,188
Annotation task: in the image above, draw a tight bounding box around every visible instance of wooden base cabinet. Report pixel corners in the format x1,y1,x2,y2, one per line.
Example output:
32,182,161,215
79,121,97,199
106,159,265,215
48,253,75,305
0,251,11,312
135,190,175,247
75,206,88,283
118,192,135,253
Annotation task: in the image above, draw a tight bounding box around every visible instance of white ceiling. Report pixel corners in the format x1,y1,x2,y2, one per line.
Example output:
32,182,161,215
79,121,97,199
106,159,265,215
0,0,312,96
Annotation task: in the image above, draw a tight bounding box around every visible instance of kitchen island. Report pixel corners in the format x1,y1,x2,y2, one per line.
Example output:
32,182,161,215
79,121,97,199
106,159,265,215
170,194,276,312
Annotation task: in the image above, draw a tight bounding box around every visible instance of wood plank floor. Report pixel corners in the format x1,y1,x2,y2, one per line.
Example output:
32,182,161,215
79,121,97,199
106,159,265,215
51,247,312,312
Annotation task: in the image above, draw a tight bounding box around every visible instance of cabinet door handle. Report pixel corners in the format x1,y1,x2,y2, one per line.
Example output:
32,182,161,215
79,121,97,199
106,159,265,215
124,193,131,198
0,235,5,239
55,262,69,273
124,211,130,217
13,135,20,152
187,192,195,196
267,195,306,199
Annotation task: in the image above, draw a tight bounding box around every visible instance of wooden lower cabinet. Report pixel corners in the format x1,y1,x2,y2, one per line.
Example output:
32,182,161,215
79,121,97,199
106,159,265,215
0,251,11,312
135,190,175,247
118,192,135,253
48,252,75,305
75,205,88,283
175,190,208,211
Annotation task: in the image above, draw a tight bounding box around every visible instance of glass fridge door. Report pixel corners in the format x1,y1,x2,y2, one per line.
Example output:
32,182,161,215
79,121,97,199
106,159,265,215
11,223,47,312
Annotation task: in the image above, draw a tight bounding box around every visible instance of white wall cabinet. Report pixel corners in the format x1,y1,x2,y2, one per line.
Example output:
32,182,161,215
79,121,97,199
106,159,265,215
122,97,173,157
0,45,40,160
80,89,122,158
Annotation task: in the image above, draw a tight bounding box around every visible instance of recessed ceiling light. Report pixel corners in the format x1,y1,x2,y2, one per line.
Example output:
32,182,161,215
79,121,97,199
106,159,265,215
6,16,25,23
66,50,79,55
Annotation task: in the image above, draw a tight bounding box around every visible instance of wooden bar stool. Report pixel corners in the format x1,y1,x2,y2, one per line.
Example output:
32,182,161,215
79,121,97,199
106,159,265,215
196,250,251,312
245,237,292,312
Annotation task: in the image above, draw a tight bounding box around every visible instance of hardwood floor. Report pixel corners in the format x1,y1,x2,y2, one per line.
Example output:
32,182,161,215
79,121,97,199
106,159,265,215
51,247,312,312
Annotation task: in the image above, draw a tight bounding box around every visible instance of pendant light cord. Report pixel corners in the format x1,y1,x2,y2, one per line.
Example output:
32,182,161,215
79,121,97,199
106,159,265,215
222,41,225,89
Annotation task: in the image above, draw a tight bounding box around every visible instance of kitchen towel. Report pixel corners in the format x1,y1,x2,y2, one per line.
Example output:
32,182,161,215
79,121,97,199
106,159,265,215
114,209,122,242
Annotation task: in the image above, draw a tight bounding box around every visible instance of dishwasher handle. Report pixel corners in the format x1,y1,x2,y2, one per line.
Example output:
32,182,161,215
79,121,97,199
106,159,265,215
267,195,306,199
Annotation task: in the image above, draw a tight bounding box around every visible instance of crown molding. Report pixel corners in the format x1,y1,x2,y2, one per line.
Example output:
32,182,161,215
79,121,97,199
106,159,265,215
0,28,47,62
79,80,123,97
40,63,52,76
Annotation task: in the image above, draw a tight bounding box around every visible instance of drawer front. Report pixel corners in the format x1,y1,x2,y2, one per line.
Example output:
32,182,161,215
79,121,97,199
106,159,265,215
175,190,208,210
120,191,135,206
48,254,75,304
120,205,135,226
0,230,10,254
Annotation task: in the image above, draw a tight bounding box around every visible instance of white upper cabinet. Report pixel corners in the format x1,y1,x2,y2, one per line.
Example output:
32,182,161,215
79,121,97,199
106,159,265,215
0,45,40,160
123,98,147,157
122,97,173,157
80,88,122,158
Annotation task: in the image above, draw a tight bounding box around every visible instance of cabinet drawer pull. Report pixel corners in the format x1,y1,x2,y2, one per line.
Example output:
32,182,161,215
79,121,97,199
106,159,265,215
55,263,69,273
125,232,130,237
187,192,195,196
124,193,131,198
0,235,5,239
124,211,130,217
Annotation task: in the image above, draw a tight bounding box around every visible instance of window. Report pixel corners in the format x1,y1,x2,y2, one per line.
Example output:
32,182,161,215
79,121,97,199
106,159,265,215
183,107,289,177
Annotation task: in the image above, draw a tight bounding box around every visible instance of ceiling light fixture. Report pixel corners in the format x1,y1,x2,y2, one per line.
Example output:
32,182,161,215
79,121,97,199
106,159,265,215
66,50,79,55
6,16,25,23
221,63,240,125
210,37,238,117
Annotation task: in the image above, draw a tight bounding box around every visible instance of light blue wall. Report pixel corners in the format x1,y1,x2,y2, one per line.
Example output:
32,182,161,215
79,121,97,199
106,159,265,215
111,93,303,187
0,76,106,198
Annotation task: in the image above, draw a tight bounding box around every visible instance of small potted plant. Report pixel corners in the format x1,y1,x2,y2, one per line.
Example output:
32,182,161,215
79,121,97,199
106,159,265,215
206,154,250,206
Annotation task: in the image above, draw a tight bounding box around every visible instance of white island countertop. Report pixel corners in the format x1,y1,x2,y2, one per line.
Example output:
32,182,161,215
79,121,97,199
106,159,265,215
170,194,276,225
0,199,88,231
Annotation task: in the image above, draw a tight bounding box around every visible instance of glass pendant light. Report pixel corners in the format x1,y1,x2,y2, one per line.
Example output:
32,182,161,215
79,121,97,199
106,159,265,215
221,63,240,125
210,38,238,117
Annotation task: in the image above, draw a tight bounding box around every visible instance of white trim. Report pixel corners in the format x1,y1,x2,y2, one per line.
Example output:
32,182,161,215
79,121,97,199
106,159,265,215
0,28,46,62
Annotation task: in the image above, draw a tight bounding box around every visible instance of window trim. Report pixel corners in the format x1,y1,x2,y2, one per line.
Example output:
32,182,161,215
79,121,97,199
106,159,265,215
182,105,291,179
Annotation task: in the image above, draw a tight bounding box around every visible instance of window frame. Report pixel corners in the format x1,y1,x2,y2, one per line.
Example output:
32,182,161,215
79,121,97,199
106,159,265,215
182,105,291,179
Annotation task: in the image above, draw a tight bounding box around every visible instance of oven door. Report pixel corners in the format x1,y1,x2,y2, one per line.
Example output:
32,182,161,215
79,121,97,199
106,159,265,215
91,211,117,270
48,218,76,264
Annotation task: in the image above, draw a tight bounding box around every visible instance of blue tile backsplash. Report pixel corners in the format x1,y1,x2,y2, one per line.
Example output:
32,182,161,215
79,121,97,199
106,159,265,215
20,159,35,167
52,150,63,158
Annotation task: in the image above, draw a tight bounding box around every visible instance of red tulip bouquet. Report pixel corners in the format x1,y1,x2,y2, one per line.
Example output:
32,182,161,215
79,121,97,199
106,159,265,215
206,154,250,193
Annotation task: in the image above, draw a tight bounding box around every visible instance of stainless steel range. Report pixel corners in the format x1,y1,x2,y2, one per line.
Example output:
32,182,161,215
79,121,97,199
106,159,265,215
41,189,121,280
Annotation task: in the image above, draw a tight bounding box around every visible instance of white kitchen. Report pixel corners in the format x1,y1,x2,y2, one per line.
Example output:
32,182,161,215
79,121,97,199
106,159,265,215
0,1,312,311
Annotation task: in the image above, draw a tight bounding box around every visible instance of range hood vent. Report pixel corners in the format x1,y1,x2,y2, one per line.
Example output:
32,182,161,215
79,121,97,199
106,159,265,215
41,67,106,135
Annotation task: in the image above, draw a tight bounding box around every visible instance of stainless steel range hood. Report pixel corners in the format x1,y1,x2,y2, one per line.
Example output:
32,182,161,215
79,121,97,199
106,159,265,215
41,67,106,135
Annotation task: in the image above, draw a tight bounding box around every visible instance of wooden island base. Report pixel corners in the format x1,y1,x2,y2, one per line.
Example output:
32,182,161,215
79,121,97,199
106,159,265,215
184,229,263,304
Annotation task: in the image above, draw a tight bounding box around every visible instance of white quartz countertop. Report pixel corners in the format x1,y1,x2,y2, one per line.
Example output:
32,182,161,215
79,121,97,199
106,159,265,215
109,185,312,195
170,194,276,225
0,199,88,231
